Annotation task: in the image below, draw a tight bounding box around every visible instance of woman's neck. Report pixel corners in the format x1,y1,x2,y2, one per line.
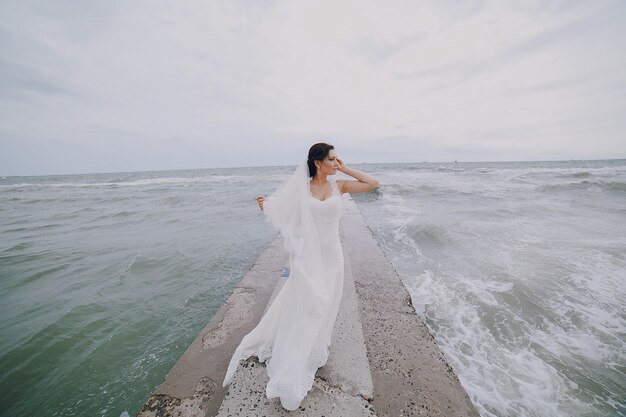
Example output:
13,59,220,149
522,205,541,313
311,173,328,185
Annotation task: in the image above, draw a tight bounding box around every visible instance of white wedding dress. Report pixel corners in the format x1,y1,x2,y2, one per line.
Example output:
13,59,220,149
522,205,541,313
222,167,344,411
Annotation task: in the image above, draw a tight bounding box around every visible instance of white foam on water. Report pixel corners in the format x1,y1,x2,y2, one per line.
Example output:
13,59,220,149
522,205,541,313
400,270,436,315
405,268,595,417
357,161,626,416
0,172,289,189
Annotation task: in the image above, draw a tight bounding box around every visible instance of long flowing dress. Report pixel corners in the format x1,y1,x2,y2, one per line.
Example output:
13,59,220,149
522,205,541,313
222,169,344,411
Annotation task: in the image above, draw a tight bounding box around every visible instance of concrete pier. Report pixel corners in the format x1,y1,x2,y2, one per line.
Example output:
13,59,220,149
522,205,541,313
137,197,479,417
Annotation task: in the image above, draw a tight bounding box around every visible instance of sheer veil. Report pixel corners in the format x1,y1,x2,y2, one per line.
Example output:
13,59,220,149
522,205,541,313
262,160,330,313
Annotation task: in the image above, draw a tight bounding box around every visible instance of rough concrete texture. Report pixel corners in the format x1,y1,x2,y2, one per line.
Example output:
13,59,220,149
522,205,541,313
137,195,479,417
341,198,480,417
216,223,375,416
137,377,215,417
216,358,375,417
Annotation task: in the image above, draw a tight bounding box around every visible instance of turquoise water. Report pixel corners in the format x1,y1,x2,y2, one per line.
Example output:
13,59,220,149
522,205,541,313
0,167,288,417
1,161,625,417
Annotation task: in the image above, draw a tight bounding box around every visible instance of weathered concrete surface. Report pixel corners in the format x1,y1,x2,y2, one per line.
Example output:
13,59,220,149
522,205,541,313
216,220,375,416
138,195,479,417
341,198,480,417
137,236,288,417
216,358,375,417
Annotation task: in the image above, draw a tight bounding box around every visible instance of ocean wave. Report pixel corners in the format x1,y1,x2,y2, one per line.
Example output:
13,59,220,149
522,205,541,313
405,222,456,247
567,171,592,178
380,178,475,197
0,241,33,252
537,180,626,192
111,210,140,218
384,183,440,194
492,165,624,182
0,178,203,189
435,165,465,172
0,174,287,190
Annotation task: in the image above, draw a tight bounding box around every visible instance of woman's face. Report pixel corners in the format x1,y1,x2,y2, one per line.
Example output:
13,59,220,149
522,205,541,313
316,149,339,176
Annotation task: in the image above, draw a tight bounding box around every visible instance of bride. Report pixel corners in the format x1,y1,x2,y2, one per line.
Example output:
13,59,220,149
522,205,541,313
222,143,378,410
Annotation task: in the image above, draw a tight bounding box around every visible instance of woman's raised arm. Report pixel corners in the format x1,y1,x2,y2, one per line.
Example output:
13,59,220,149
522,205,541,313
336,157,379,194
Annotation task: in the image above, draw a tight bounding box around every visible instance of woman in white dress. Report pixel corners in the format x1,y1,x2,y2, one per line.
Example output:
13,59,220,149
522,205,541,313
222,143,378,410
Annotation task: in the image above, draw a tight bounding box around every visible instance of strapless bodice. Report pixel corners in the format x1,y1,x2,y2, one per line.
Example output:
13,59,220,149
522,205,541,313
309,180,343,226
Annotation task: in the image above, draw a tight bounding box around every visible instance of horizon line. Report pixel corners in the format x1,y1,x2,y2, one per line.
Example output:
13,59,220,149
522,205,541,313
2,157,626,178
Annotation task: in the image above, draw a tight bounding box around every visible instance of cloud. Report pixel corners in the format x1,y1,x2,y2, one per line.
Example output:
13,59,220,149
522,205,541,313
0,0,625,175
349,32,425,65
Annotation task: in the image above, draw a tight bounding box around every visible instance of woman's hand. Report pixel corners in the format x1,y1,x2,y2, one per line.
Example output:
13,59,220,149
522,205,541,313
256,194,265,211
336,157,346,172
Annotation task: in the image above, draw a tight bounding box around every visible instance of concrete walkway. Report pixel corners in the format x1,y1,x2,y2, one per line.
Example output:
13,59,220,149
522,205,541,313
137,197,479,417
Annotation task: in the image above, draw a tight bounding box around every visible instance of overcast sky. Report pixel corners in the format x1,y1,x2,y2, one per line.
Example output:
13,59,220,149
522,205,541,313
1,0,625,176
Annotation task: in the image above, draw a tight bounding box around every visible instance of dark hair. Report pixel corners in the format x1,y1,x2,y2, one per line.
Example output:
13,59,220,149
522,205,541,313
307,142,334,178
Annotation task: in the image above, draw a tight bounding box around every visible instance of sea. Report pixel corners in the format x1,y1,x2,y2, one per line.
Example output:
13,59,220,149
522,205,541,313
0,160,624,417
